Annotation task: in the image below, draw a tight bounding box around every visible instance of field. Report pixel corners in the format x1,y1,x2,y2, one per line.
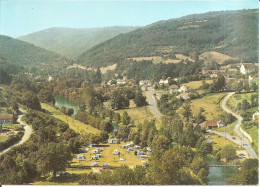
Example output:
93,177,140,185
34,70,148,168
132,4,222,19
226,92,257,110
41,103,100,135
126,53,194,64
0,136,8,143
244,125,258,155
185,80,213,90
180,93,227,120
115,100,161,129
199,51,234,64
71,142,148,169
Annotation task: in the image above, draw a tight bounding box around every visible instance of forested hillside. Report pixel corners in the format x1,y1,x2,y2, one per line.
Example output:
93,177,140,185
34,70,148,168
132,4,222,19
0,35,70,74
77,9,258,67
19,26,137,58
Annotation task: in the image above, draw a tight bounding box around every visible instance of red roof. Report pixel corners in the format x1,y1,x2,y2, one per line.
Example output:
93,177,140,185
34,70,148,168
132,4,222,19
199,120,218,127
0,114,13,120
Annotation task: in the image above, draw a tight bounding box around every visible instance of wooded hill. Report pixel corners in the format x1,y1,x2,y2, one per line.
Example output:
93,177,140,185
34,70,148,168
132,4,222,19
0,35,70,74
18,26,137,58
77,9,258,68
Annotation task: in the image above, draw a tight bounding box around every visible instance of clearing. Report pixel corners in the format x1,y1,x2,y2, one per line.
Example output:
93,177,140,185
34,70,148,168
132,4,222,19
181,93,227,120
185,80,213,90
41,103,100,135
199,51,234,64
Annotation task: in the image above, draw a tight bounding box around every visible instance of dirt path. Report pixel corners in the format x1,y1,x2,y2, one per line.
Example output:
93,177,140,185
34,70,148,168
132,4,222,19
0,109,32,155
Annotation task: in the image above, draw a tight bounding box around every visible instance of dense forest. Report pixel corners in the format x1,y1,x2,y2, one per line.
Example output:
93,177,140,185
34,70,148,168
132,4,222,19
77,9,258,67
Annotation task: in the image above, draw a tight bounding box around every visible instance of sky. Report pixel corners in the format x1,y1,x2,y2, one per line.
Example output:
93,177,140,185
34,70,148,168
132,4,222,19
0,0,259,38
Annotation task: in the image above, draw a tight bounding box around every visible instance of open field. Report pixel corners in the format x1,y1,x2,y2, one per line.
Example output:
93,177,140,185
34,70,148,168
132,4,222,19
199,51,234,64
180,93,227,120
41,103,100,135
71,142,148,169
185,80,213,90
126,53,194,64
115,100,161,128
226,92,257,110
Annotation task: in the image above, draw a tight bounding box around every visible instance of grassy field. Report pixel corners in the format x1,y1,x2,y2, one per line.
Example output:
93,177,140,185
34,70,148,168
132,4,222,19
185,80,213,90
199,51,234,64
0,136,8,143
71,141,148,169
226,92,257,110
115,100,161,129
41,103,100,135
179,93,227,120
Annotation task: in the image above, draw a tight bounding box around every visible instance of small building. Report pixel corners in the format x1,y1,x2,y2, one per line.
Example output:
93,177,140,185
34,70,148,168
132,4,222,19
199,120,225,129
146,147,152,153
169,84,179,94
137,151,145,156
139,155,147,159
108,138,118,144
113,149,118,155
91,162,99,167
76,155,86,160
134,145,141,150
117,79,126,85
240,63,256,75
252,111,259,122
95,154,102,158
178,85,189,93
159,77,171,85
79,148,88,153
0,114,13,124
249,75,259,83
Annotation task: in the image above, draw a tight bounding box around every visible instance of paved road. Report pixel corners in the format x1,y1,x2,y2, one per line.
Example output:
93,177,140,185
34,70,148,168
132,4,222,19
0,109,32,155
208,92,257,159
145,87,162,118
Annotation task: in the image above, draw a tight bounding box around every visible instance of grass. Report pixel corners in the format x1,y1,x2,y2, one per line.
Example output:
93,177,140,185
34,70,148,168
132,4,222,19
115,100,161,129
214,121,240,139
0,107,8,114
226,92,257,110
0,136,8,143
243,125,258,156
71,141,148,169
41,103,100,135
179,93,227,120
184,80,213,90
2,123,16,129
199,51,234,64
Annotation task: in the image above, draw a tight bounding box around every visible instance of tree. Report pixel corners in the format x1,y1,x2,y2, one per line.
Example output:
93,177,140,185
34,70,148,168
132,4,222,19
181,102,192,121
250,82,258,92
66,108,74,116
190,156,209,176
21,91,41,110
195,108,206,124
122,111,131,126
37,88,54,103
99,131,109,142
114,113,121,124
134,91,148,107
220,144,237,162
111,93,130,110
118,125,130,140
37,142,72,177
241,99,250,110
151,135,170,150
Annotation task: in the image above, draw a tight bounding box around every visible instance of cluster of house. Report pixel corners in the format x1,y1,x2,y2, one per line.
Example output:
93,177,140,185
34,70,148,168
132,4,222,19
202,63,258,78
0,114,14,131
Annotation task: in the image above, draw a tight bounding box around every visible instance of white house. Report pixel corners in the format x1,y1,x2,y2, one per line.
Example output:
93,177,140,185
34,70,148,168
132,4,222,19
169,84,179,94
117,79,126,85
249,75,259,83
48,75,54,82
178,85,189,93
240,63,256,75
159,77,171,85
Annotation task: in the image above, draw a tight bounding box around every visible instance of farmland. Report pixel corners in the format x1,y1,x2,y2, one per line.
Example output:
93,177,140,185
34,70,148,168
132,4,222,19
185,80,213,90
199,51,234,64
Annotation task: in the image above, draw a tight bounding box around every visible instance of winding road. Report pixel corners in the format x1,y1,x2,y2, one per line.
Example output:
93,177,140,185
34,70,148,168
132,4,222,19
0,109,32,155
145,88,257,159
208,92,257,159
145,87,162,117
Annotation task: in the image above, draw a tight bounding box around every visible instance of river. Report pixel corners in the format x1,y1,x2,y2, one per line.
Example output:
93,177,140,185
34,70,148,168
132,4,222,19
207,157,237,185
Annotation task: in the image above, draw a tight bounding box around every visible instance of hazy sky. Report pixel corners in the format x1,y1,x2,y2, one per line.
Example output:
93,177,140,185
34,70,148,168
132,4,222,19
0,0,258,38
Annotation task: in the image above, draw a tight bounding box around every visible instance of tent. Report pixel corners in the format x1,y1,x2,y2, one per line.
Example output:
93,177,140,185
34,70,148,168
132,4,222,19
91,162,99,167
127,148,133,151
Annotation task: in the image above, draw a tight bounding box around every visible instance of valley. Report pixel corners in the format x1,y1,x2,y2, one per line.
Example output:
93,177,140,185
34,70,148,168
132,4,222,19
0,6,258,186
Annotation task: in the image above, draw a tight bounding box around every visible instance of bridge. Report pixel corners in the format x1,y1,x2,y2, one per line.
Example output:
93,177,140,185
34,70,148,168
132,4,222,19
209,164,242,167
